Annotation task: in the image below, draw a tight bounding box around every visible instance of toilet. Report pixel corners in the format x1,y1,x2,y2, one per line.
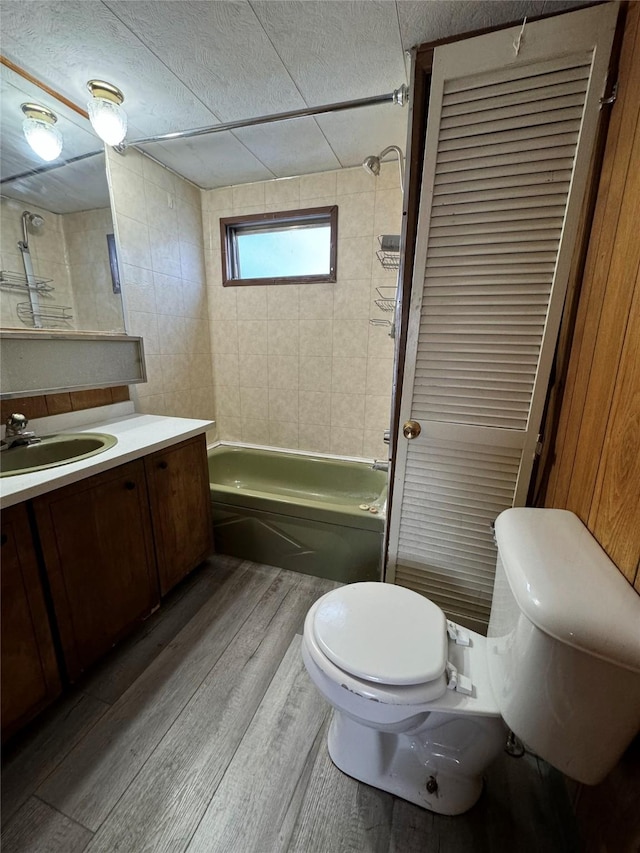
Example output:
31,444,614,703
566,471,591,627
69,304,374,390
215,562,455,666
302,508,640,815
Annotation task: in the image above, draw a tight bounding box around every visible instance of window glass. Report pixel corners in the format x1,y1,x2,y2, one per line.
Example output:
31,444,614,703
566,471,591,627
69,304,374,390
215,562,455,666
221,206,337,286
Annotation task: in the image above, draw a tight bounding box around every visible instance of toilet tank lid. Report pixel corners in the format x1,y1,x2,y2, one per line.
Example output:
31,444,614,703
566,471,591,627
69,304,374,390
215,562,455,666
495,508,640,673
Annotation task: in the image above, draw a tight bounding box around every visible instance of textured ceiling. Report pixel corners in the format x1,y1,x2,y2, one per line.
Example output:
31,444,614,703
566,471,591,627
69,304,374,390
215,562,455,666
0,0,587,212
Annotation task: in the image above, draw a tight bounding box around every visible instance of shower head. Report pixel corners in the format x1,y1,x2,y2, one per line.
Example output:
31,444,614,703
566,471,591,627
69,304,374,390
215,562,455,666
361,145,405,193
362,154,381,178
24,211,44,228
20,210,45,249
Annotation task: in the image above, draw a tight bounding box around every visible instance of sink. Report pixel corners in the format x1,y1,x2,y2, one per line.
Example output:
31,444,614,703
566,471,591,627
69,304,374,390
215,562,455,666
0,433,117,477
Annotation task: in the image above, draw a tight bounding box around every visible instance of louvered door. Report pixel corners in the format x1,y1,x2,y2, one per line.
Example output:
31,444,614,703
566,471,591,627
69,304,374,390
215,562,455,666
387,4,618,633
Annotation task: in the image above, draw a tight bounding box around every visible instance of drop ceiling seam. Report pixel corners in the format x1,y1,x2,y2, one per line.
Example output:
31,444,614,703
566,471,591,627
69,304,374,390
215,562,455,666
101,0,280,180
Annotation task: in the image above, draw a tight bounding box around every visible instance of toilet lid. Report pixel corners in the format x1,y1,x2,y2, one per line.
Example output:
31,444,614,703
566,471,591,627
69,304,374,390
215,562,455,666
312,582,447,685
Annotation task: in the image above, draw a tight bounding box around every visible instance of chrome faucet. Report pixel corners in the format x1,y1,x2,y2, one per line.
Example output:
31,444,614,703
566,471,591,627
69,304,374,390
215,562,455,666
2,413,41,450
372,459,389,472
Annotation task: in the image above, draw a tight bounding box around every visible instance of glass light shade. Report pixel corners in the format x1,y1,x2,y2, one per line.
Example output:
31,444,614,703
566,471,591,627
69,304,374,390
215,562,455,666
87,96,127,146
22,117,63,162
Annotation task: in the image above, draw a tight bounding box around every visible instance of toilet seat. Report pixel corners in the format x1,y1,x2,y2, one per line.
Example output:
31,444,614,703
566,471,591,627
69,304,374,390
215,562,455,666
313,582,448,685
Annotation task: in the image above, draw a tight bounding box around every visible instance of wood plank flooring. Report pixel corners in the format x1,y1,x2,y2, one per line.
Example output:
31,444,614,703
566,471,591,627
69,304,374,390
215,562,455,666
1,555,579,852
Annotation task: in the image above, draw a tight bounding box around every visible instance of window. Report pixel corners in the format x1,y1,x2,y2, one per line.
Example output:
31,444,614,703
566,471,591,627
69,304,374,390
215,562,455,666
220,206,337,286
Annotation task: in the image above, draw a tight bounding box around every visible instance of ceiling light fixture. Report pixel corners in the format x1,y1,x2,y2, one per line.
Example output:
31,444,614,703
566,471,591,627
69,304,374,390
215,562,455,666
21,103,63,162
87,80,127,146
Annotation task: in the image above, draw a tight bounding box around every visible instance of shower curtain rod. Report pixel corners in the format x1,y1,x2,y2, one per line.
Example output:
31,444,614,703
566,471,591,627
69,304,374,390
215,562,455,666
125,85,408,147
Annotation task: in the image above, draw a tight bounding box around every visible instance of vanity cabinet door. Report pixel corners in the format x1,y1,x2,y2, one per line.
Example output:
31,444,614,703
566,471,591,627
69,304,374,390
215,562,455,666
145,435,212,596
33,460,160,681
1,503,61,741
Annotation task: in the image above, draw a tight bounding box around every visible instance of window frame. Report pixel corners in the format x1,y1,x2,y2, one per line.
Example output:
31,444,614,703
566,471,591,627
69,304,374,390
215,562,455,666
220,205,338,287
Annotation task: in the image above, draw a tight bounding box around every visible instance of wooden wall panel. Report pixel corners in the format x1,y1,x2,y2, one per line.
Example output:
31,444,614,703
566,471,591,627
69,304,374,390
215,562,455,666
0,386,130,424
543,3,640,589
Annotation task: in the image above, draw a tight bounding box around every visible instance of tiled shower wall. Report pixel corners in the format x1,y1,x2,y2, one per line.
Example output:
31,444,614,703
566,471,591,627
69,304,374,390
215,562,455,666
0,196,75,329
107,147,215,423
203,163,402,458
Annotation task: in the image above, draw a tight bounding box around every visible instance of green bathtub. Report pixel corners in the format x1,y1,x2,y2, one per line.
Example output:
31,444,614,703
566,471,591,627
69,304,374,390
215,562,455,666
207,444,387,583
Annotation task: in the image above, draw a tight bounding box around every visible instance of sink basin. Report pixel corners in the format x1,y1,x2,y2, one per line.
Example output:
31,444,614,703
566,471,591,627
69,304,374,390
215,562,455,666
0,432,117,477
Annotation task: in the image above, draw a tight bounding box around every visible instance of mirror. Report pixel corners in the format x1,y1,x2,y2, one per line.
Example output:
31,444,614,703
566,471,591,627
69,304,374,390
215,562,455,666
0,63,126,333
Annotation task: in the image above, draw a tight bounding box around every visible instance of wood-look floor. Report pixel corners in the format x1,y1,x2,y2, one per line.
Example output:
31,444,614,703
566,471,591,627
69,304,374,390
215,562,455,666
1,556,579,852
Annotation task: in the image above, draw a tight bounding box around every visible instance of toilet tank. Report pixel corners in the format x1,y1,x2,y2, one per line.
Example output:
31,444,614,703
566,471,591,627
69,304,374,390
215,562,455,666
487,508,640,785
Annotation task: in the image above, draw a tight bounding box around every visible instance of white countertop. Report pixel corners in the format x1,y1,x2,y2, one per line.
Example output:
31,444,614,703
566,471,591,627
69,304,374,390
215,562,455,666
1,408,213,509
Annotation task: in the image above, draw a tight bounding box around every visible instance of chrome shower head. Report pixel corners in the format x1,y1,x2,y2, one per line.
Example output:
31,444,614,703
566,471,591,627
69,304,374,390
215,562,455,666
20,211,45,249
361,145,405,192
362,154,381,178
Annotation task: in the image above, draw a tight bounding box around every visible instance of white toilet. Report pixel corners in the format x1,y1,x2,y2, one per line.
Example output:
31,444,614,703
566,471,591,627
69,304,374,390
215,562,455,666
302,508,640,815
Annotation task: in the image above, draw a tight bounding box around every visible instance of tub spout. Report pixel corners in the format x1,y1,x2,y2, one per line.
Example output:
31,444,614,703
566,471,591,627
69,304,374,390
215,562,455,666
372,460,389,472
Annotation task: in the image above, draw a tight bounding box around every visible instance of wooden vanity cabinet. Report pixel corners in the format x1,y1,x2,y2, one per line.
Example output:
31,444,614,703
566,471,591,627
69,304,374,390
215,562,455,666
33,459,160,681
1,503,61,741
145,435,213,596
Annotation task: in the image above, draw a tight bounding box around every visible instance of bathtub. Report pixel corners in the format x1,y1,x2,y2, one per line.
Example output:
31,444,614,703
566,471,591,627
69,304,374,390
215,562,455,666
207,444,387,583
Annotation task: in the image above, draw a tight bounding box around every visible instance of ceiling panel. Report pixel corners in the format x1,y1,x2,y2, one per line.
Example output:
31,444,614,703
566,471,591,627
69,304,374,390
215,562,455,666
397,0,589,51
315,103,407,169
0,0,216,137
2,156,111,214
139,133,275,188
252,0,407,104
233,117,341,178
103,0,307,121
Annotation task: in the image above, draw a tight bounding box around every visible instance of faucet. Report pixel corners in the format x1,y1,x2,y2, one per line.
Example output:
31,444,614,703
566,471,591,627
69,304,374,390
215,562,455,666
1,413,41,450
372,459,389,472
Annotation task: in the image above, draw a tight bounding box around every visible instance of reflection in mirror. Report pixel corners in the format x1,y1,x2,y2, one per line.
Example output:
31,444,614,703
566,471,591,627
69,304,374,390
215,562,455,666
0,62,125,333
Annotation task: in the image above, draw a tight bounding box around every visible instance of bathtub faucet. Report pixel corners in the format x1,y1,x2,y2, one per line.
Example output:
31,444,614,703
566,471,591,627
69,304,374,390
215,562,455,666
371,459,389,472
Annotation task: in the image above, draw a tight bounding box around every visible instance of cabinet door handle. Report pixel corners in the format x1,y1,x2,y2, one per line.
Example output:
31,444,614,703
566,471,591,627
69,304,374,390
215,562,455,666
158,461,168,470
1,533,7,546
124,481,136,490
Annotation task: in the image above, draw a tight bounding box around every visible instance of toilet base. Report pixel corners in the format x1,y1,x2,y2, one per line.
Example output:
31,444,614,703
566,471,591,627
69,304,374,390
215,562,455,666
326,709,505,816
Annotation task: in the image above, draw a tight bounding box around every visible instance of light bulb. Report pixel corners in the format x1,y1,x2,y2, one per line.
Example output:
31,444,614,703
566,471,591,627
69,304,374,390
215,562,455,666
87,81,127,146
21,104,63,162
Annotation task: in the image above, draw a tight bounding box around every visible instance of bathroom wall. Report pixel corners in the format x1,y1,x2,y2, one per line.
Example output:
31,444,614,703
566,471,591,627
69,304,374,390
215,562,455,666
62,207,123,332
106,147,215,423
203,163,402,458
0,196,75,329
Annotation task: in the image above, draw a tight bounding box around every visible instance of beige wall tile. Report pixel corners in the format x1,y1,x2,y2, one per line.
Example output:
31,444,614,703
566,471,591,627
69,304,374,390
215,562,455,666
200,164,401,455
365,394,392,432
331,393,366,430
299,171,336,199
363,429,389,461
240,387,269,420
333,319,369,358
232,182,265,209
213,351,239,387
269,420,298,449
269,388,298,422
299,319,333,357
239,356,268,388
268,355,299,389
330,427,363,457
299,357,332,392
298,424,331,453
242,418,269,445
217,416,242,441
216,385,241,417
267,319,298,356
299,391,331,425
332,357,367,395
237,319,268,354
236,286,267,319
298,284,334,319
265,177,300,207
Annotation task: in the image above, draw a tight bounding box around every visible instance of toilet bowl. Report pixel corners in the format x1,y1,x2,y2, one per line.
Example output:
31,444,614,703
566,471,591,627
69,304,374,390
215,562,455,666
302,583,506,815
301,509,640,816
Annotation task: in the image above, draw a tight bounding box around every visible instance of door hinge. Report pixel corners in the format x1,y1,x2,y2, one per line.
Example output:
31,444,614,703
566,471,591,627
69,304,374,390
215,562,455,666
600,80,618,108
535,434,543,457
